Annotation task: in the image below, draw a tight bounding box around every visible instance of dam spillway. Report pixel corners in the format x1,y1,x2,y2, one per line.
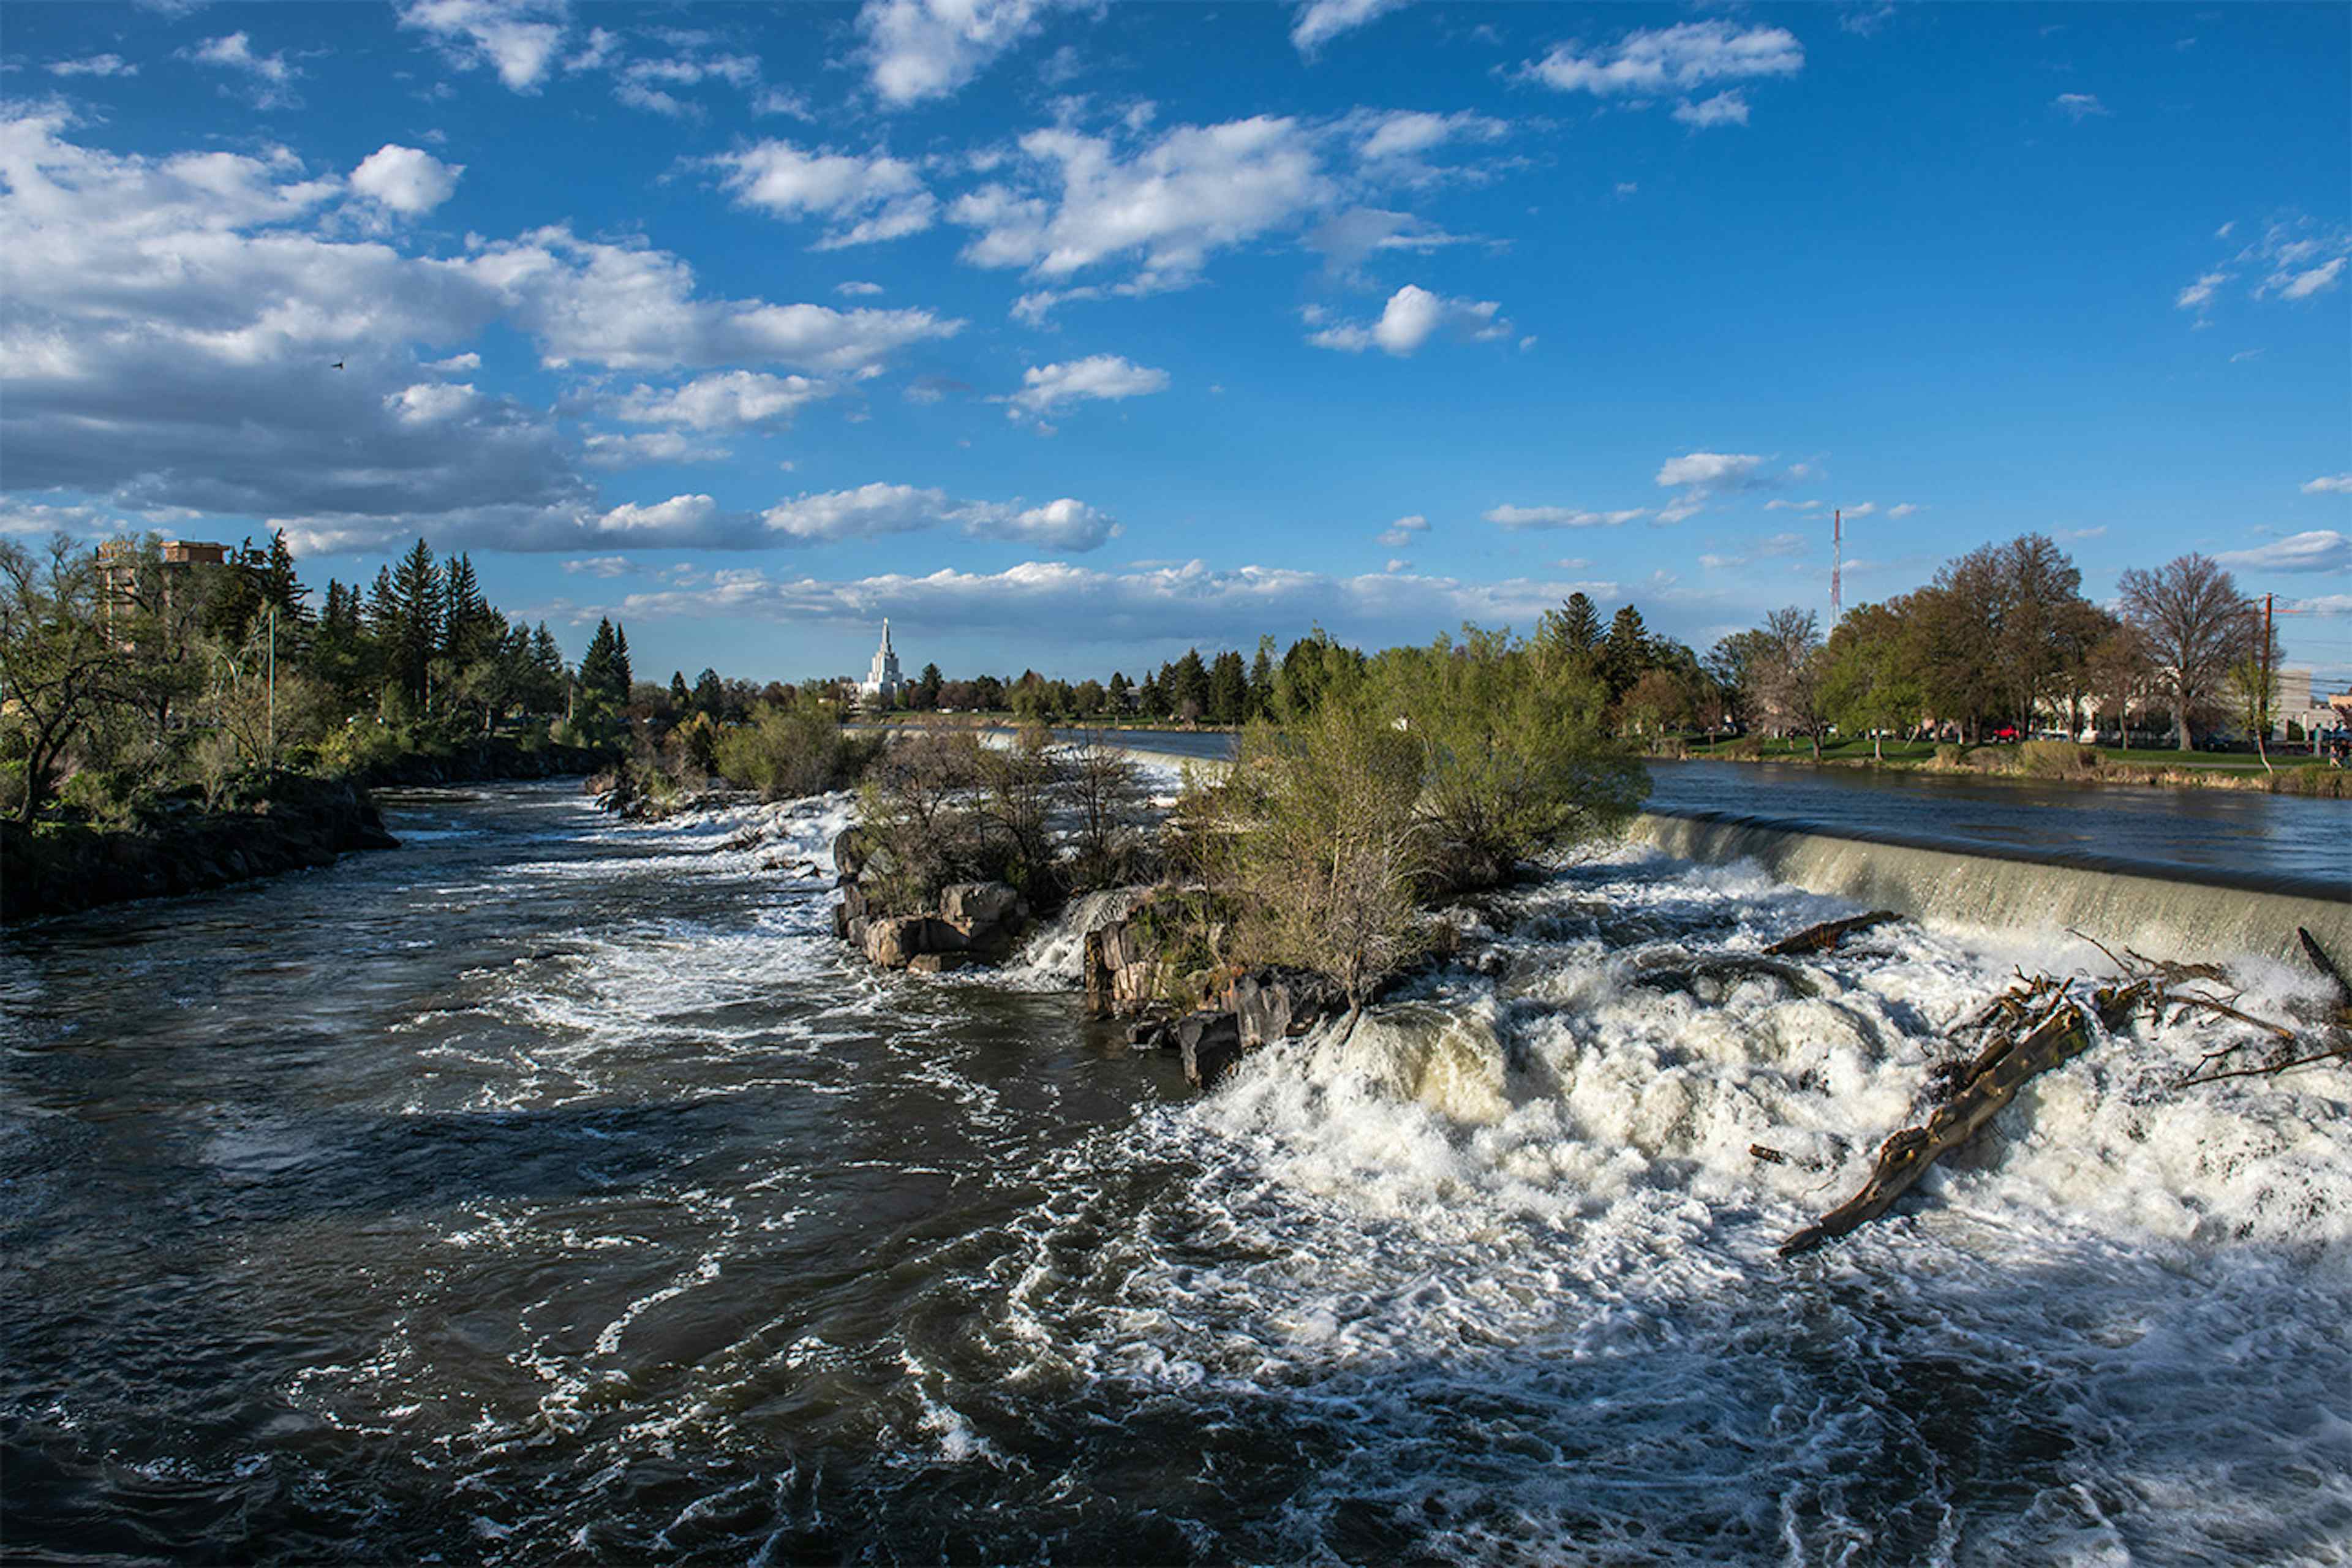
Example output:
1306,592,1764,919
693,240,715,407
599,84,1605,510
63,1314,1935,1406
1627,807,2351,965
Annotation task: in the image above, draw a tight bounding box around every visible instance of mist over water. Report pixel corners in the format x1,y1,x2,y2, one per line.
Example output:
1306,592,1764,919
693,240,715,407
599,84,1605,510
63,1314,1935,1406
4,782,2347,1564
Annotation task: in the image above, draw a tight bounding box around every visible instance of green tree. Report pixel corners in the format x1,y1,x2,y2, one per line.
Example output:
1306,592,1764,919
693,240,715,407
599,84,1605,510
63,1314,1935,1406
1819,602,1921,761
1168,648,1211,721
1207,649,1248,725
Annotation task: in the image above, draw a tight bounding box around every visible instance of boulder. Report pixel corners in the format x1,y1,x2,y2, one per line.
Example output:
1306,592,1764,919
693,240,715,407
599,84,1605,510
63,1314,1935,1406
1216,969,1346,1048
831,826,869,883
908,952,976,974
862,914,965,970
940,881,1021,937
1174,1010,1244,1090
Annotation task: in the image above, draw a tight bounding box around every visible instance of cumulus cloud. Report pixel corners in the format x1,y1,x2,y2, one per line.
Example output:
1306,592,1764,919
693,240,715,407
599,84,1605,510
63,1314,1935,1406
758,482,1120,551
858,0,1084,107
1378,513,1429,546
1344,108,1509,183
709,141,937,246
184,31,301,107
1671,91,1749,129
951,116,1330,295
608,370,835,431
1525,21,1800,123
1292,0,1415,56
2305,473,2352,495
1005,354,1169,420
469,227,962,373
1655,451,1771,490
561,557,1624,651
1306,283,1510,356
349,144,464,215
2214,530,2349,574
47,55,138,78
0,108,965,556
1483,504,1646,530
397,0,571,92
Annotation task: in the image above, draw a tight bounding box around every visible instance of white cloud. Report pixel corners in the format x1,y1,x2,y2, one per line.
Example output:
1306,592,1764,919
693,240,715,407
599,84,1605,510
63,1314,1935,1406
858,0,1084,107
349,144,464,216
1755,532,1807,557
710,141,937,247
609,370,835,431
1886,502,1921,518
1843,500,1879,518
2175,270,2227,312
1762,498,1820,512
1346,108,1510,182
470,227,963,373
397,0,570,92
1292,0,1415,56
47,55,138,78
759,482,1120,551
1656,451,1770,490
2052,92,2110,121
1005,354,1169,419
563,554,639,577
1525,22,1803,104
1483,504,1645,530
1671,91,1749,129
385,381,478,423
2304,473,2352,495
1378,513,1429,546
1307,283,1510,356
580,431,728,469
564,557,1629,650
184,31,301,107
951,116,1330,293
2214,530,2349,574
973,496,1121,550
835,280,886,296
426,352,481,372
2278,256,2345,301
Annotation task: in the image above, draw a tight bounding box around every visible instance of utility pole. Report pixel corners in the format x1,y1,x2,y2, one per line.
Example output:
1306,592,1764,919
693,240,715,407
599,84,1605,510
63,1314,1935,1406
1831,508,1843,619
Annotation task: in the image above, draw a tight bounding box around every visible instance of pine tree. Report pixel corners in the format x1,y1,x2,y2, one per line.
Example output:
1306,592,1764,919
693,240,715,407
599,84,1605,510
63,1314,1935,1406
916,662,943,709
388,538,442,706
1603,603,1651,699
692,666,723,717
1107,671,1131,711
1559,592,1603,655
1248,638,1276,718
579,617,619,706
1170,648,1210,720
670,671,692,710
611,624,631,697
1208,649,1248,724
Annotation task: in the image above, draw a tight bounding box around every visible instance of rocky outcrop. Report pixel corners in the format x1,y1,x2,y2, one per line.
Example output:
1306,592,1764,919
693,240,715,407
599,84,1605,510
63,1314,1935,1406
360,737,611,790
834,867,1028,973
0,777,400,924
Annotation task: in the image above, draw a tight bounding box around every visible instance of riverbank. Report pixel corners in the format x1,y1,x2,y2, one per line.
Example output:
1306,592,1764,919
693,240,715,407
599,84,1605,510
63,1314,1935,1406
1673,737,2349,797
0,737,615,923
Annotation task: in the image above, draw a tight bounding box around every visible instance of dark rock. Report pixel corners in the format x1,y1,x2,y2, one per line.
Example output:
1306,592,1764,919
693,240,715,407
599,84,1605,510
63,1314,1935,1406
940,881,1021,936
907,952,976,974
1175,1011,1243,1090
862,915,964,969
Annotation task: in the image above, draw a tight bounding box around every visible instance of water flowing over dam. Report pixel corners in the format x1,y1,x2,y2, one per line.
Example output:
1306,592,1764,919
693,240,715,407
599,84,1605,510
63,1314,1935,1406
4,780,2347,1564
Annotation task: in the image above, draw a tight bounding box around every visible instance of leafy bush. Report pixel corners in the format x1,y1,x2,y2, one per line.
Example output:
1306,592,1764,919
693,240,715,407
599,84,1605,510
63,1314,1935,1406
2018,739,2100,778
715,695,877,801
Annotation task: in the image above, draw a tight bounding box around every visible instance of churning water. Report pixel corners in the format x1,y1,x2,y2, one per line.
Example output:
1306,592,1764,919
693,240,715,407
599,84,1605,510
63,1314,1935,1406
3,781,2347,1564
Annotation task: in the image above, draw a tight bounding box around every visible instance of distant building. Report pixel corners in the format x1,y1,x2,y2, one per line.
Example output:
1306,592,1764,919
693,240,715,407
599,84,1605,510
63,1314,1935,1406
94,538,228,641
861,619,903,707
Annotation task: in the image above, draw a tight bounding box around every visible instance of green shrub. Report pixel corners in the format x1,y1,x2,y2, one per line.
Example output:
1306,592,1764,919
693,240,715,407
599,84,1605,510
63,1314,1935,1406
715,694,877,801
2018,739,2100,778
1932,743,1967,769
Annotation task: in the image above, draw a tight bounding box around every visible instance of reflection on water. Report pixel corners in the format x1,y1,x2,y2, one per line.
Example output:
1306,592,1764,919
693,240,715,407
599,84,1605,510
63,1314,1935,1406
2,781,2346,1564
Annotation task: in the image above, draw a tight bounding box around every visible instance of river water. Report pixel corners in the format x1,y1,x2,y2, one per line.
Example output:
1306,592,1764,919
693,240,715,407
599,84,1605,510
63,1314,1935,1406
4,780,2348,1564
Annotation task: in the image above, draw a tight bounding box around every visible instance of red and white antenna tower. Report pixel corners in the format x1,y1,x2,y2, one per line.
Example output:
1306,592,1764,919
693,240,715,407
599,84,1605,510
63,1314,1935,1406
1831,507,1843,617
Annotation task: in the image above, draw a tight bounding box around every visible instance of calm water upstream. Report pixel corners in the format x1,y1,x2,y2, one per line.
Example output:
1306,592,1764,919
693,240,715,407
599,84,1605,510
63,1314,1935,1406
4,780,2348,1564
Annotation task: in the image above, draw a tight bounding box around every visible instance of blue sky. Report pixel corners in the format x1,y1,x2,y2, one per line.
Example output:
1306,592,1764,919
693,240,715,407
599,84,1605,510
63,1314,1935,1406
4,1,2347,685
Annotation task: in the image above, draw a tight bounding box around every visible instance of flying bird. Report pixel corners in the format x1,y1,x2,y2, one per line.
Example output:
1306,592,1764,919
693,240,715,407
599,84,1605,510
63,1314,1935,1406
332,360,345,371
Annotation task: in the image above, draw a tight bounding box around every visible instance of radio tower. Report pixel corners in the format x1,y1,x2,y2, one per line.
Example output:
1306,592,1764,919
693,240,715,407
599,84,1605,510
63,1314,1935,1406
1831,508,1843,617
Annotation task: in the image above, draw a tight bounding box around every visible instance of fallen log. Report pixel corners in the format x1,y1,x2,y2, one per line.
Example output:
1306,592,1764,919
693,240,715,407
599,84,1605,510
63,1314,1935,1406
1633,954,1819,998
1780,981,2147,1257
1765,910,1901,956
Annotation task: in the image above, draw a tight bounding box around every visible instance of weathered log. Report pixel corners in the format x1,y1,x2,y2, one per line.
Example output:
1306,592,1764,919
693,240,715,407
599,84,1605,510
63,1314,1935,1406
1780,982,2146,1256
2301,927,2351,1009
1764,910,1901,956
1634,955,1819,998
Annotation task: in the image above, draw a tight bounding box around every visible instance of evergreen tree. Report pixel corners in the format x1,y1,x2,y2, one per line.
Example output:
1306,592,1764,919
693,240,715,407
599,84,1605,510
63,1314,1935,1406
1169,648,1211,719
1208,649,1248,725
1248,637,1276,718
611,624,631,696
262,530,309,623
915,662,943,709
1602,603,1651,698
579,617,620,706
692,666,724,716
670,671,693,710
1559,592,1604,654
388,538,443,706
1107,671,1131,711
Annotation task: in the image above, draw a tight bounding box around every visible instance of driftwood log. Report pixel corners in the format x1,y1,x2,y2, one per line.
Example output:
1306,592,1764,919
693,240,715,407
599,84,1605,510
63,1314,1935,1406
1781,930,2352,1257
1634,955,1819,998
1765,911,1901,956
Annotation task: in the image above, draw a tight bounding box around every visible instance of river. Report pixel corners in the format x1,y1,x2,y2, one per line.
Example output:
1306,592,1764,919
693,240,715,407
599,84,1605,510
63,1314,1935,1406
3,780,2348,1563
